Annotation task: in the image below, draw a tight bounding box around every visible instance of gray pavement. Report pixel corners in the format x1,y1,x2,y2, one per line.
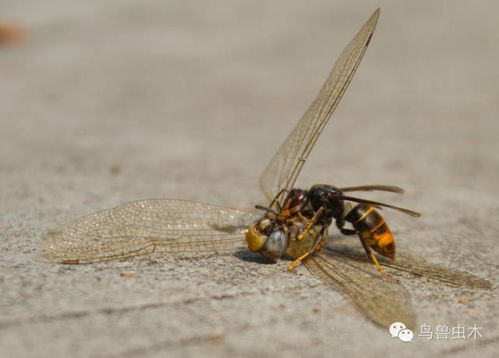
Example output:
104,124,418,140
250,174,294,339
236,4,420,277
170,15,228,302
1,1,498,357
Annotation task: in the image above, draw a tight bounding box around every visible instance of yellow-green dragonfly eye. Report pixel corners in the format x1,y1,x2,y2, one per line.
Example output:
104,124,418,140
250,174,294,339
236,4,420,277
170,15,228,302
245,222,267,252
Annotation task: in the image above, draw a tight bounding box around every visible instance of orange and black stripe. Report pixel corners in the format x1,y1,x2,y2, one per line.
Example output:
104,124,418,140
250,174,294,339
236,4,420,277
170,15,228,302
345,204,396,260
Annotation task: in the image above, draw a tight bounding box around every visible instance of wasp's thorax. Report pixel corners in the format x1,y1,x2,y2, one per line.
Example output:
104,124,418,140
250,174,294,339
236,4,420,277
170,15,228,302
309,184,346,219
309,184,397,261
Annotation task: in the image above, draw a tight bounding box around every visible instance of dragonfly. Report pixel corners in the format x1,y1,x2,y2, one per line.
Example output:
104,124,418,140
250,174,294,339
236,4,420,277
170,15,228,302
40,8,491,330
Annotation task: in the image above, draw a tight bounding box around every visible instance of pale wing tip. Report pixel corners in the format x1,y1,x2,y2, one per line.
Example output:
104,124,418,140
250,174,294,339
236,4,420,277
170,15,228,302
369,8,381,28
39,229,66,262
373,311,417,332
40,228,88,264
469,277,493,290
388,311,417,332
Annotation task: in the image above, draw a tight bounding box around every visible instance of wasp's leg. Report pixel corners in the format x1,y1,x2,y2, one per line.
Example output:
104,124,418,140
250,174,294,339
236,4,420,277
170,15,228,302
357,236,399,282
335,218,357,236
336,219,394,280
296,207,325,241
288,227,327,272
336,218,382,273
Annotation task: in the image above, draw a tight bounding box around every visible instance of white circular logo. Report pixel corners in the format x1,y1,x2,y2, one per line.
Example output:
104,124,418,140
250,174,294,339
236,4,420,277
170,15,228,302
398,328,414,342
389,322,406,338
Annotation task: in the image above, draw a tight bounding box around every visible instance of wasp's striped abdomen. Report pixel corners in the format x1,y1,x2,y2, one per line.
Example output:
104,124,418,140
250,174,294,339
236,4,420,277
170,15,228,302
345,204,395,260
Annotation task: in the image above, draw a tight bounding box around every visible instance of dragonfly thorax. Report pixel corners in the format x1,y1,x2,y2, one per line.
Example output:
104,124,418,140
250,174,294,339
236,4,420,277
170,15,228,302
246,188,325,261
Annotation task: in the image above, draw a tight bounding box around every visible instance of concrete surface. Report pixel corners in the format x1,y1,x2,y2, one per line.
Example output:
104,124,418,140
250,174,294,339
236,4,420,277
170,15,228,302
1,1,498,357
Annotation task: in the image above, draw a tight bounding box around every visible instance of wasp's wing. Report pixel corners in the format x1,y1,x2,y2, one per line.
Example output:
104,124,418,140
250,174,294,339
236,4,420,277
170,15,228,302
259,9,380,204
329,245,492,290
339,185,404,193
40,199,260,263
305,250,416,330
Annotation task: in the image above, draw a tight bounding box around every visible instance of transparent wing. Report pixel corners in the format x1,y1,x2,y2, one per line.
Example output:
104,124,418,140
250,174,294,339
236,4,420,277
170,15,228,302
259,9,380,203
305,241,491,330
305,250,417,330
40,199,260,263
329,244,492,290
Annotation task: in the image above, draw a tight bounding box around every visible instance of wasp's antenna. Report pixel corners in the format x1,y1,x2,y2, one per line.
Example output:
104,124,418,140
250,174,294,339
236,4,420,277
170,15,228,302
267,188,288,212
339,185,404,193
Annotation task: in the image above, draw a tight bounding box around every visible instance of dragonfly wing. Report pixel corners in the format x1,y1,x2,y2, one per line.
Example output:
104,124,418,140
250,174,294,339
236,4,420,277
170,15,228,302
328,244,492,290
387,252,492,289
259,9,380,203
40,199,260,263
305,250,417,330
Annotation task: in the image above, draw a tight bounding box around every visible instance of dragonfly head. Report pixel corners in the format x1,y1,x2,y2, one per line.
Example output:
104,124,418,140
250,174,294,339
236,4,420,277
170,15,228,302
246,218,287,260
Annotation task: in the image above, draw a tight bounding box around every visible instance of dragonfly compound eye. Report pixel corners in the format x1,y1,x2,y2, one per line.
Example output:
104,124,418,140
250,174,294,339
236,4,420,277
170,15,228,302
246,222,268,252
260,229,287,260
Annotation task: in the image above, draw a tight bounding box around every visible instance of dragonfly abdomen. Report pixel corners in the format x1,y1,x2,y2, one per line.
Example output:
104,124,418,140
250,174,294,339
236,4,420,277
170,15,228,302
285,218,325,260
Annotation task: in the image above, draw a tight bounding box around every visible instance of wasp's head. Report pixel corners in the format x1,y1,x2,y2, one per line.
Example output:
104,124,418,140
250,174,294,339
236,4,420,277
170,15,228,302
246,217,287,260
309,184,345,218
